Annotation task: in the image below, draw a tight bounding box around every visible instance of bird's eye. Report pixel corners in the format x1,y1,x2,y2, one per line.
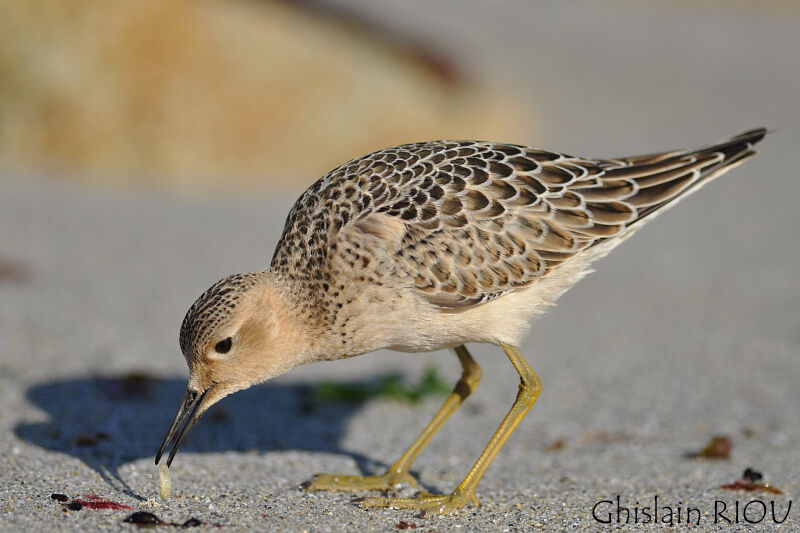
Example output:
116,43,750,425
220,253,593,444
214,337,232,354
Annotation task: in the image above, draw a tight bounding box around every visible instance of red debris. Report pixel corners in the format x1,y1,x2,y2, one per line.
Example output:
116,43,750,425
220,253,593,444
692,436,732,459
75,432,110,447
73,493,132,510
580,430,631,445
719,480,782,494
544,439,565,451
719,467,782,494
396,521,418,530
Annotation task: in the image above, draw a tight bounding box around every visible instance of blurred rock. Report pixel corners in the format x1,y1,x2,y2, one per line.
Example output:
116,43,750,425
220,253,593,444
0,0,521,195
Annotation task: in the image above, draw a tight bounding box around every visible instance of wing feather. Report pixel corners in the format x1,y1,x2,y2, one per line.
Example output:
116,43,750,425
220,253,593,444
271,130,766,309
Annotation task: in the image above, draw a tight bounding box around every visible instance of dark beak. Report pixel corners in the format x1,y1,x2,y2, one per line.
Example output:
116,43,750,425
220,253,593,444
155,387,211,467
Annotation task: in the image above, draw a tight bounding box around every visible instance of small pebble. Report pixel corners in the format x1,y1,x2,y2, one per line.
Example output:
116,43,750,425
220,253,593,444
124,511,163,526
743,467,763,482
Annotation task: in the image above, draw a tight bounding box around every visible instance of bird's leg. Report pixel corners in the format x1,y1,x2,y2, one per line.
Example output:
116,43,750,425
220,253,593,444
302,345,482,493
356,343,541,514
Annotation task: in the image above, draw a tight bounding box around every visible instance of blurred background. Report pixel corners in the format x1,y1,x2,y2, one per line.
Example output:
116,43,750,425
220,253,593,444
0,0,797,194
0,0,519,196
1,1,799,531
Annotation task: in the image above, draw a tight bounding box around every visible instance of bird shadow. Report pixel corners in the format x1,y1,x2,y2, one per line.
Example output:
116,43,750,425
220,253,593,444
14,373,388,501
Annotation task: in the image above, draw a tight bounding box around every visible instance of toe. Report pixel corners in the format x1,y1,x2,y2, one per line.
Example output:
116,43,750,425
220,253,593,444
356,491,475,514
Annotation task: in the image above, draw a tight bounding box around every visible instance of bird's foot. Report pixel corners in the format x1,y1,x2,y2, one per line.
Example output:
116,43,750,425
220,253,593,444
353,489,479,515
301,470,419,492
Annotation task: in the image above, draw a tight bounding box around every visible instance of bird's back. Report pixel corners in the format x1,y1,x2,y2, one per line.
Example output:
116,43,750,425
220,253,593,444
271,129,766,312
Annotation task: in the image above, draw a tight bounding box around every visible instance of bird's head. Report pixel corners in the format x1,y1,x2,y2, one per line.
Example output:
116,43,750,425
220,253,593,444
155,270,308,466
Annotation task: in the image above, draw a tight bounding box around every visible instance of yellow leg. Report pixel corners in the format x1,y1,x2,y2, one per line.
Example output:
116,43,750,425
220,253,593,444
356,343,542,514
302,345,482,493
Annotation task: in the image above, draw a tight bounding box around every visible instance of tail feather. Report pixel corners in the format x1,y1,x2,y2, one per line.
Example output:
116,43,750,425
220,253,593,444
607,128,767,225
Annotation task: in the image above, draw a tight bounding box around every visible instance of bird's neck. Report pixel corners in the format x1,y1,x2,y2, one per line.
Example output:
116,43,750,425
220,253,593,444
254,269,344,366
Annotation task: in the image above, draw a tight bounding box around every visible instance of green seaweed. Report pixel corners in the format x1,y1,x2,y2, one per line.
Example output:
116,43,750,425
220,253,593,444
311,367,450,405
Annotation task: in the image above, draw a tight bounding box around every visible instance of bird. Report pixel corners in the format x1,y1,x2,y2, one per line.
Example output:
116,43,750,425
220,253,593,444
155,128,766,514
